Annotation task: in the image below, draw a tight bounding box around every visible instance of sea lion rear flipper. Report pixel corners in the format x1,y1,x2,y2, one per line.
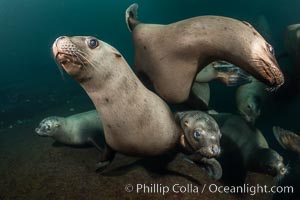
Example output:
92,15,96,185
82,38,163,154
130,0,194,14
273,126,300,154
125,3,139,32
214,63,252,86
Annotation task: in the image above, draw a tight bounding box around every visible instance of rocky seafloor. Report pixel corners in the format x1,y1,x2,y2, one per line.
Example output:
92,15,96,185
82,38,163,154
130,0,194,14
0,101,276,200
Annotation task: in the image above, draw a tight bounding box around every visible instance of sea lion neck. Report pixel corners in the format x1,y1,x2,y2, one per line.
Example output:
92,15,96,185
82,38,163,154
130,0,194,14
81,61,141,106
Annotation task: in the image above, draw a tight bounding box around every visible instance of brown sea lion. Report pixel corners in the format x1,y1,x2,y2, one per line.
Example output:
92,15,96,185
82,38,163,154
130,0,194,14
126,3,284,103
235,76,268,123
52,36,221,173
272,127,300,200
175,110,222,180
210,113,287,185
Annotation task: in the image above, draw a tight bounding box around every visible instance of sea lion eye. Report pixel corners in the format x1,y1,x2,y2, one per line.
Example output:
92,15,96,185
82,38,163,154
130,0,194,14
87,39,99,49
45,124,51,131
193,130,202,139
267,44,275,55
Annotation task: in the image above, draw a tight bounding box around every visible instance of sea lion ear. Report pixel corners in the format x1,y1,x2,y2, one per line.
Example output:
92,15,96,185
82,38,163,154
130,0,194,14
242,21,254,29
174,112,184,122
110,48,122,58
184,120,189,127
273,126,300,154
54,122,61,128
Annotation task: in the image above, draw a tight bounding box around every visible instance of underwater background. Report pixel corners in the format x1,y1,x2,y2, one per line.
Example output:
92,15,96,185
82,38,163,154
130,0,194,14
1,0,300,199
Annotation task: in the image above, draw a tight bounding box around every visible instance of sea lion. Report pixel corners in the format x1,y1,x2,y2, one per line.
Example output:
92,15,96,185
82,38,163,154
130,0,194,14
126,3,284,104
235,76,268,123
210,113,286,185
52,36,221,173
284,24,300,70
52,35,181,168
35,110,103,148
175,110,222,180
272,127,300,200
175,111,221,157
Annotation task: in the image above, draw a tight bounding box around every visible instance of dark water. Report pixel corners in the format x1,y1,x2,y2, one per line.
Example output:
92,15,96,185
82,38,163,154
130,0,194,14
1,0,300,199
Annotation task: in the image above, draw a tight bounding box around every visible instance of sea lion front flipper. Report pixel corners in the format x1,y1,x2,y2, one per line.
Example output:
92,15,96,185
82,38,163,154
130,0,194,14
214,63,252,86
88,137,104,152
273,126,300,154
95,144,115,172
186,154,223,180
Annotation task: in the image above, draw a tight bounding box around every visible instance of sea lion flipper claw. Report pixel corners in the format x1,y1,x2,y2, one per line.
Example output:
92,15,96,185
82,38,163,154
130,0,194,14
214,64,252,86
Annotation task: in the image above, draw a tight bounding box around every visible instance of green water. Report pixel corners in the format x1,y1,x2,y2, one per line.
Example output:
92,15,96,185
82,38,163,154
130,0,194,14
0,1,300,199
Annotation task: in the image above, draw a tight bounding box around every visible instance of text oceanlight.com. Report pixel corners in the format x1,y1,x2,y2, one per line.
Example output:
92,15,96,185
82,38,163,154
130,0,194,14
124,183,294,196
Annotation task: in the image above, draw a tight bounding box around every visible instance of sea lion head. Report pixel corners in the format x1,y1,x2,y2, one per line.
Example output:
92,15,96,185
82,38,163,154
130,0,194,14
237,95,261,123
252,148,287,177
35,117,61,137
52,36,123,85
176,111,221,158
239,27,284,90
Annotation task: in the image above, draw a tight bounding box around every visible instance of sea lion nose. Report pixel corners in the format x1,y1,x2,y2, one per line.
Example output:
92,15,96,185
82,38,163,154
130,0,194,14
55,36,66,46
212,145,220,156
280,167,287,175
57,36,66,41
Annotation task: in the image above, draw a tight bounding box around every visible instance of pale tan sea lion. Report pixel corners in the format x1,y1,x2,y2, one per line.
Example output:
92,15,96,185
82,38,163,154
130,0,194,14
210,113,287,185
35,110,103,148
126,3,284,103
52,36,182,169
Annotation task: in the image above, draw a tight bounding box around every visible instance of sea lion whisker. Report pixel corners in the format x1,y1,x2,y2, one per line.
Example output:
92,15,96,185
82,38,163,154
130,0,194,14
73,52,87,70
76,51,99,72
77,49,88,56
